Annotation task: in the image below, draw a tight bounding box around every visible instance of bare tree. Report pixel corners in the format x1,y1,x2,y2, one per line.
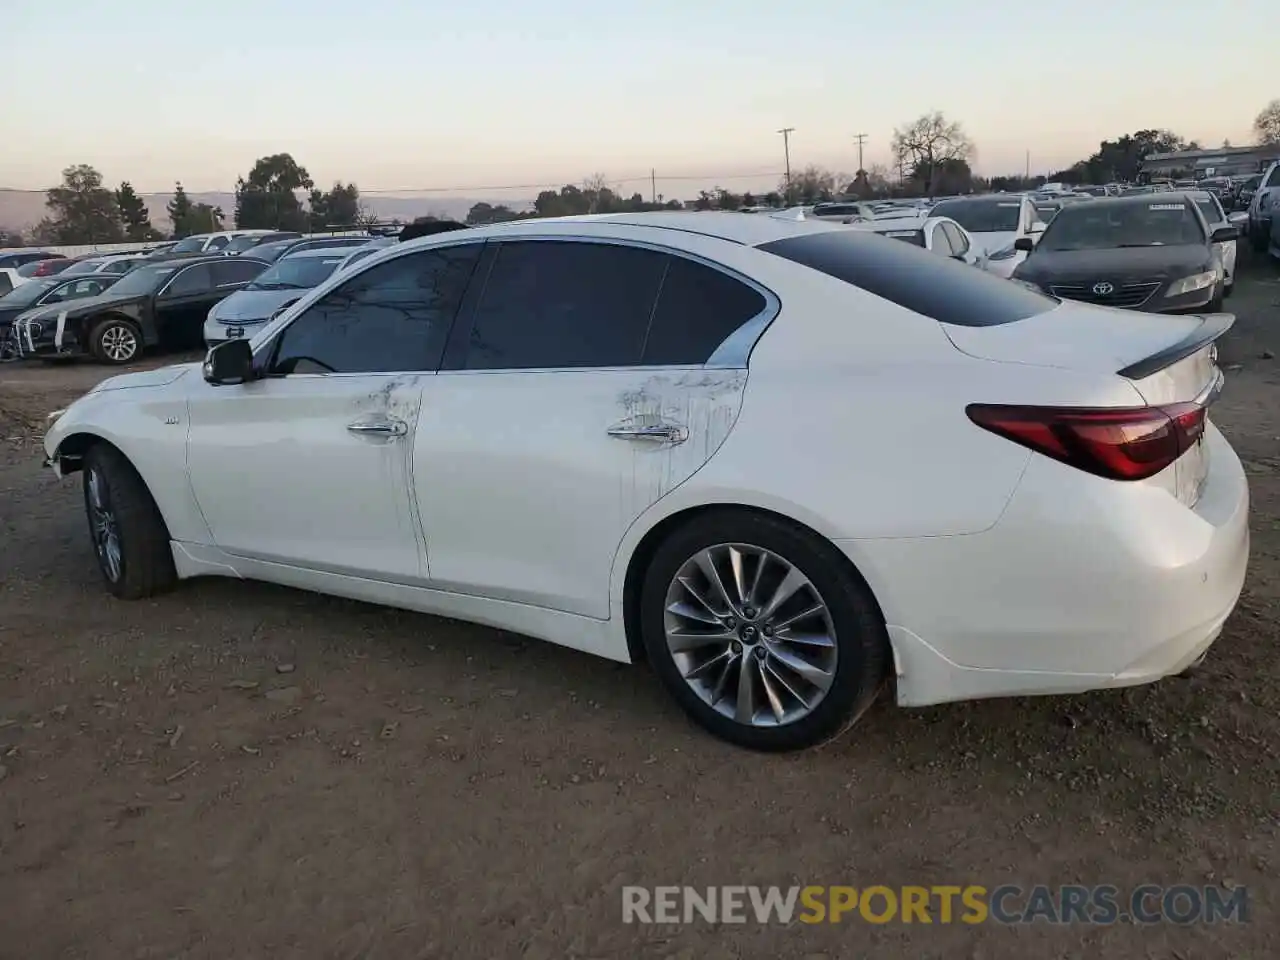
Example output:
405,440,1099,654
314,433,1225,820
891,112,974,195
1254,100,1280,145
583,172,610,213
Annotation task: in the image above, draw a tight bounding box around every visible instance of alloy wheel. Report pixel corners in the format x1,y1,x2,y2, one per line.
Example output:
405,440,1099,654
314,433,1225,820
662,543,838,727
87,468,123,582
101,325,137,362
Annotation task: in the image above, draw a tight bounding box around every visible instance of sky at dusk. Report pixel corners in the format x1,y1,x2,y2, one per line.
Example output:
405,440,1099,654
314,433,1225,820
3,0,1273,200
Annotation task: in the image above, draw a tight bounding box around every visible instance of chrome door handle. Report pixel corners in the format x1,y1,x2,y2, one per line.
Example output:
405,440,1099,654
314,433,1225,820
347,417,408,437
606,423,688,444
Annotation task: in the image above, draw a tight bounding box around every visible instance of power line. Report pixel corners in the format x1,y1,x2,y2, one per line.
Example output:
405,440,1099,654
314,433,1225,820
0,169,789,197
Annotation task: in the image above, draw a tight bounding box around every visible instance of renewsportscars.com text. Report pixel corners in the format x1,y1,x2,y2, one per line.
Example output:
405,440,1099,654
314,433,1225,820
622,884,1249,925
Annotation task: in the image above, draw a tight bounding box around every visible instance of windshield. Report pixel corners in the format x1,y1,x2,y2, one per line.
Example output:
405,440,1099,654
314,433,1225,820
929,198,1022,233
1037,201,1206,251
246,240,293,263
223,236,263,254
247,255,346,291
0,277,62,306
103,262,180,296
169,236,207,253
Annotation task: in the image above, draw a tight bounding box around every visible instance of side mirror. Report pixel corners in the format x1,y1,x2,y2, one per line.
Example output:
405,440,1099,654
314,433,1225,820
1013,237,1035,252
1227,212,1248,227
202,337,255,385
951,253,968,262
1210,226,1239,243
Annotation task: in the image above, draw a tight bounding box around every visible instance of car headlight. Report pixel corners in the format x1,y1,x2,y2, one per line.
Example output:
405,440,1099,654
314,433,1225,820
1164,271,1217,297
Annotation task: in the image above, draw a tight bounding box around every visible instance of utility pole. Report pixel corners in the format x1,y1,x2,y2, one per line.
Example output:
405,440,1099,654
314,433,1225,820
777,127,795,199
650,168,657,206
1025,149,1030,181
853,133,868,173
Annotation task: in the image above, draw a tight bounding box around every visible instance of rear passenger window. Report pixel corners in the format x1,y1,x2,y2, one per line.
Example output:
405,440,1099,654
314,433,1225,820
464,241,666,370
642,257,767,365
212,259,266,286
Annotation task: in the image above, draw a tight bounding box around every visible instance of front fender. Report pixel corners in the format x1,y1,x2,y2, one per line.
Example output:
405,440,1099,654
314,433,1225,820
44,391,210,544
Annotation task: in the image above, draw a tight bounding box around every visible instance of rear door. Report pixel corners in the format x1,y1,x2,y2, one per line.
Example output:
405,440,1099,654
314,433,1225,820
414,237,773,618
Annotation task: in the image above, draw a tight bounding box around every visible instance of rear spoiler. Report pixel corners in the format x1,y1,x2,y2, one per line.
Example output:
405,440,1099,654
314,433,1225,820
1117,312,1234,380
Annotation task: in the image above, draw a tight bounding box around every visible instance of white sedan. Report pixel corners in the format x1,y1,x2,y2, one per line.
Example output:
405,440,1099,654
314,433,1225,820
43,212,1249,751
846,215,989,269
930,195,1047,278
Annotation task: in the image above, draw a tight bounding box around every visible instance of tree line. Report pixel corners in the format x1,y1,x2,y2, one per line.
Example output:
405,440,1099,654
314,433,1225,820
9,99,1280,244
8,153,369,247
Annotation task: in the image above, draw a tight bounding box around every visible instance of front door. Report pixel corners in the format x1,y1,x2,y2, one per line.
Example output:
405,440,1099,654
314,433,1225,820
155,262,220,349
186,240,485,582
414,237,772,619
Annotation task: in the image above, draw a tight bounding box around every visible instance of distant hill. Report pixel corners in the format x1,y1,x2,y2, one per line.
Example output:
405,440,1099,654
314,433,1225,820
0,189,531,235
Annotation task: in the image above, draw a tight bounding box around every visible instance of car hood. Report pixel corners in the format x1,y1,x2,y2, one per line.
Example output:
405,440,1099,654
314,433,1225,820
210,288,305,323
91,362,199,394
22,291,147,322
1016,244,1211,284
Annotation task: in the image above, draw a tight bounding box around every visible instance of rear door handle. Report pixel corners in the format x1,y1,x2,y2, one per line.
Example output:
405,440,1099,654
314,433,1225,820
347,417,408,437
606,423,688,445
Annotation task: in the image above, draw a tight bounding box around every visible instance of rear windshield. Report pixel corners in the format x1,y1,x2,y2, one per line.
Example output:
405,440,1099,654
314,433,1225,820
1038,201,1205,251
929,198,1022,233
758,230,1056,327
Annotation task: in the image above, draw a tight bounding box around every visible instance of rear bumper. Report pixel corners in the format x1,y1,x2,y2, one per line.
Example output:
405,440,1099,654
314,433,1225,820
842,423,1249,707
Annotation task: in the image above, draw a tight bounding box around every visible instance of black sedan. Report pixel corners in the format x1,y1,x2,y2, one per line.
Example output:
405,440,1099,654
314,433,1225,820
11,255,268,364
0,274,121,360
1011,194,1237,314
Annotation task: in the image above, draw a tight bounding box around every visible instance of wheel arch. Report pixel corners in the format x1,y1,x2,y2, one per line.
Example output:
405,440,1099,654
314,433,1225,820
85,312,144,353
52,431,175,537
619,502,889,667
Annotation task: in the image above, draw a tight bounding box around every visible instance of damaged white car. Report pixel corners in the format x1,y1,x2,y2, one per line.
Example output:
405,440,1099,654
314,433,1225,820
43,212,1249,751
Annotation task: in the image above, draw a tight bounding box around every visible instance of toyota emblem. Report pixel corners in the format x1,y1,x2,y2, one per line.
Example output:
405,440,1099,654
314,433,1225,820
1092,281,1115,296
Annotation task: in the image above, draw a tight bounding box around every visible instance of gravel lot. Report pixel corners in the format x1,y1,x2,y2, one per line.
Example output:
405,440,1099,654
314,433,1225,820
1,258,1278,958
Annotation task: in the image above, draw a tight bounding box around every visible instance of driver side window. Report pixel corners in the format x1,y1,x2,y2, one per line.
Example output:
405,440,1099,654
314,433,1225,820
166,263,214,296
268,243,483,376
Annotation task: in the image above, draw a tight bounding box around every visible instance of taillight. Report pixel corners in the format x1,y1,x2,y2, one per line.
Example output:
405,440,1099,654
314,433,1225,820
966,403,1207,481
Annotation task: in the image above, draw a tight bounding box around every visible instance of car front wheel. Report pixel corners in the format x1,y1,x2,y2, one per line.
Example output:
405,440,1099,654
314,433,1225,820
640,510,889,751
89,317,142,364
82,444,177,599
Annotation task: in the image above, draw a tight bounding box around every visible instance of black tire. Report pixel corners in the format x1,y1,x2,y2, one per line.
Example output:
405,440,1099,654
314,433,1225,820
639,510,889,751
88,316,142,365
1208,284,1225,313
1250,225,1268,253
1223,278,1233,300
82,444,177,600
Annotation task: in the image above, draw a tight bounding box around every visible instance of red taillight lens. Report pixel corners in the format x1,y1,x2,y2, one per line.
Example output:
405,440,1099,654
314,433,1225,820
966,402,1207,481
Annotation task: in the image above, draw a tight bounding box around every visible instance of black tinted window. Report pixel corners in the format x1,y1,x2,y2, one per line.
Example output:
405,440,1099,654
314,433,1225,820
759,230,1056,327
270,244,481,375
643,256,767,366
206,235,230,250
464,241,665,370
166,263,214,295
212,259,267,286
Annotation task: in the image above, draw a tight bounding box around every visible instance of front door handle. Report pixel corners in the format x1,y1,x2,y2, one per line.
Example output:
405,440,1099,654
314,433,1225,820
606,423,688,445
347,417,408,437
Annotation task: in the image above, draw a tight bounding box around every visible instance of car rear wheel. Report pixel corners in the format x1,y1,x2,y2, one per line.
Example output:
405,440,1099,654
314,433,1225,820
89,317,141,364
640,510,889,751
82,444,177,599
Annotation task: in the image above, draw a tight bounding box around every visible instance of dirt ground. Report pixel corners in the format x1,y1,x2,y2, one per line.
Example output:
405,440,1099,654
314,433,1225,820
1,259,1278,960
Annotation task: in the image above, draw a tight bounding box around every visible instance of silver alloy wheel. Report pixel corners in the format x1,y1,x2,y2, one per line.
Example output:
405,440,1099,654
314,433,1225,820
101,324,138,362
87,468,123,582
663,543,838,727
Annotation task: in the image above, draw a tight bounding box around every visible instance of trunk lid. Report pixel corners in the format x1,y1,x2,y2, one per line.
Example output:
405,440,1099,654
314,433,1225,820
943,300,1231,507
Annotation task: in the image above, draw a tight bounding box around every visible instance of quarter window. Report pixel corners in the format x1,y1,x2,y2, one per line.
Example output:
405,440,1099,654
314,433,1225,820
942,223,969,257
642,255,767,366
206,236,230,250
269,244,481,375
